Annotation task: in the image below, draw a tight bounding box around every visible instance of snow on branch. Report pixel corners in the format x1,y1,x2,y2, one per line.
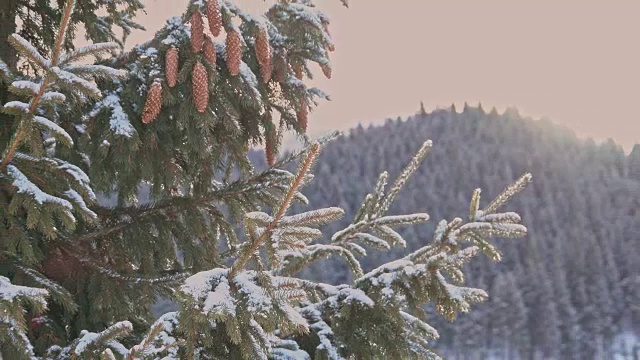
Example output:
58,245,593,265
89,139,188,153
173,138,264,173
127,312,181,358
8,34,51,69
278,207,344,227
435,271,487,313
40,91,66,104
0,276,48,307
51,66,102,99
33,116,74,146
3,101,30,114
372,213,430,226
10,80,42,95
64,189,98,219
7,165,73,210
87,93,136,138
377,140,432,215
72,321,133,356
0,58,10,80
484,172,532,214
55,158,97,201
59,42,121,64
65,64,127,79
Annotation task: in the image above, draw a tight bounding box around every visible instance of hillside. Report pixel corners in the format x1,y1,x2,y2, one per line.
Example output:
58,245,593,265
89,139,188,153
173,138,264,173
249,104,640,359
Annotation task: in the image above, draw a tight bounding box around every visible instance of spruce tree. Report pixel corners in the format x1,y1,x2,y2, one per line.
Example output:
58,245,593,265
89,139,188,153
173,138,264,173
489,272,528,359
1,0,534,358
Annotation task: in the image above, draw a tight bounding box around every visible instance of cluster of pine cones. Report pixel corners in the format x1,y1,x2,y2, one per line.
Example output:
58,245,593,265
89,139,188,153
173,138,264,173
140,0,333,166
142,0,255,123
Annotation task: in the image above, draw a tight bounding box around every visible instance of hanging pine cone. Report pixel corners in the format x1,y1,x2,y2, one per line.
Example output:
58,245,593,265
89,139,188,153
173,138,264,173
191,11,204,53
226,28,242,76
192,61,209,113
207,0,222,37
326,43,335,52
273,51,288,82
320,63,332,79
297,105,308,132
259,61,272,84
142,80,162,124
293,62,304,80
265,129,277,167
204,35,216,66
255,26,272,83
165,47,179,88
42,248,82,283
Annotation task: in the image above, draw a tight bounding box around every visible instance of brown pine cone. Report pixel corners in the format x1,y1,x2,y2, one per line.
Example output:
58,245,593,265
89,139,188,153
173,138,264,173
41,248,82,283
192,61,209,113
296,105,308,132
165,47,179,88
265,129,277,167
204,35,217,66
226,28,242,76
142,80,163,124
207,0,222,37
191,11,204,53
255,27,272,83
273,51,288,82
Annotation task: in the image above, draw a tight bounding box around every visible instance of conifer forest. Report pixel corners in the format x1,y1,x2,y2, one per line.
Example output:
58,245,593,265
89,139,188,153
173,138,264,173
0,0,637,359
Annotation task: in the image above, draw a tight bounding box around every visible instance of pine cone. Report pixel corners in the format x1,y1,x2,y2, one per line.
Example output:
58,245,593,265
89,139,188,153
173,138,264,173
165,47,179,88
191,11,204,53
142,81,162,124
265,129,277,167
273,51,288,82
255,27,272,83
326,43,335,52
297,105,308,132
192,61,209,113
207,0,222,37
226,28,242,76
320,63,332,79
41,248,82,283
204,35,217,66
293,62,304,80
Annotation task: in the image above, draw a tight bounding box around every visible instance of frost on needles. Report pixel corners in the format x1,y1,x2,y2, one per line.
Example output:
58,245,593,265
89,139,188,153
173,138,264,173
168,140,533,360
0,0,533,359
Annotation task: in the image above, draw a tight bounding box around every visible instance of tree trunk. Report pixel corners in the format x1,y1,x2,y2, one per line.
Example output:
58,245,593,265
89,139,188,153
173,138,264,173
0,0,19,72
0,0,19,153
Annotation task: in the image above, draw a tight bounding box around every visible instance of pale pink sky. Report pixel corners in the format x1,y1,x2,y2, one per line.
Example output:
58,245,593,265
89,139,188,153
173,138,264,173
124,0,640,151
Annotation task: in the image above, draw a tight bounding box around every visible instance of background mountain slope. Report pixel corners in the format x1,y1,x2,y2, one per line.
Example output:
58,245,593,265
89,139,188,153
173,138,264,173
250,104,640,359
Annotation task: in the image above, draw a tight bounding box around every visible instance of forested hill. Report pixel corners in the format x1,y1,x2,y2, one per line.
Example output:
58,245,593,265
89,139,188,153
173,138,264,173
251,104,640,359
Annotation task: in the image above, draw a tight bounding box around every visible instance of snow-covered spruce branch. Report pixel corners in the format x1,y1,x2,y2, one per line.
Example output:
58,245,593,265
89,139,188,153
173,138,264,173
0,276,49,358
276,141,433,278
352,173,533,317
286,174,532,358
1,0,122,169
46,321,134,359
229,143,321,280
70,164,312,248
172,137,531,358
0,0,125,241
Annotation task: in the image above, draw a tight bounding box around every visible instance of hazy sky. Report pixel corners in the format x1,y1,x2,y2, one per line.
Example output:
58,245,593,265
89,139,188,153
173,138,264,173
124,0,639,151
